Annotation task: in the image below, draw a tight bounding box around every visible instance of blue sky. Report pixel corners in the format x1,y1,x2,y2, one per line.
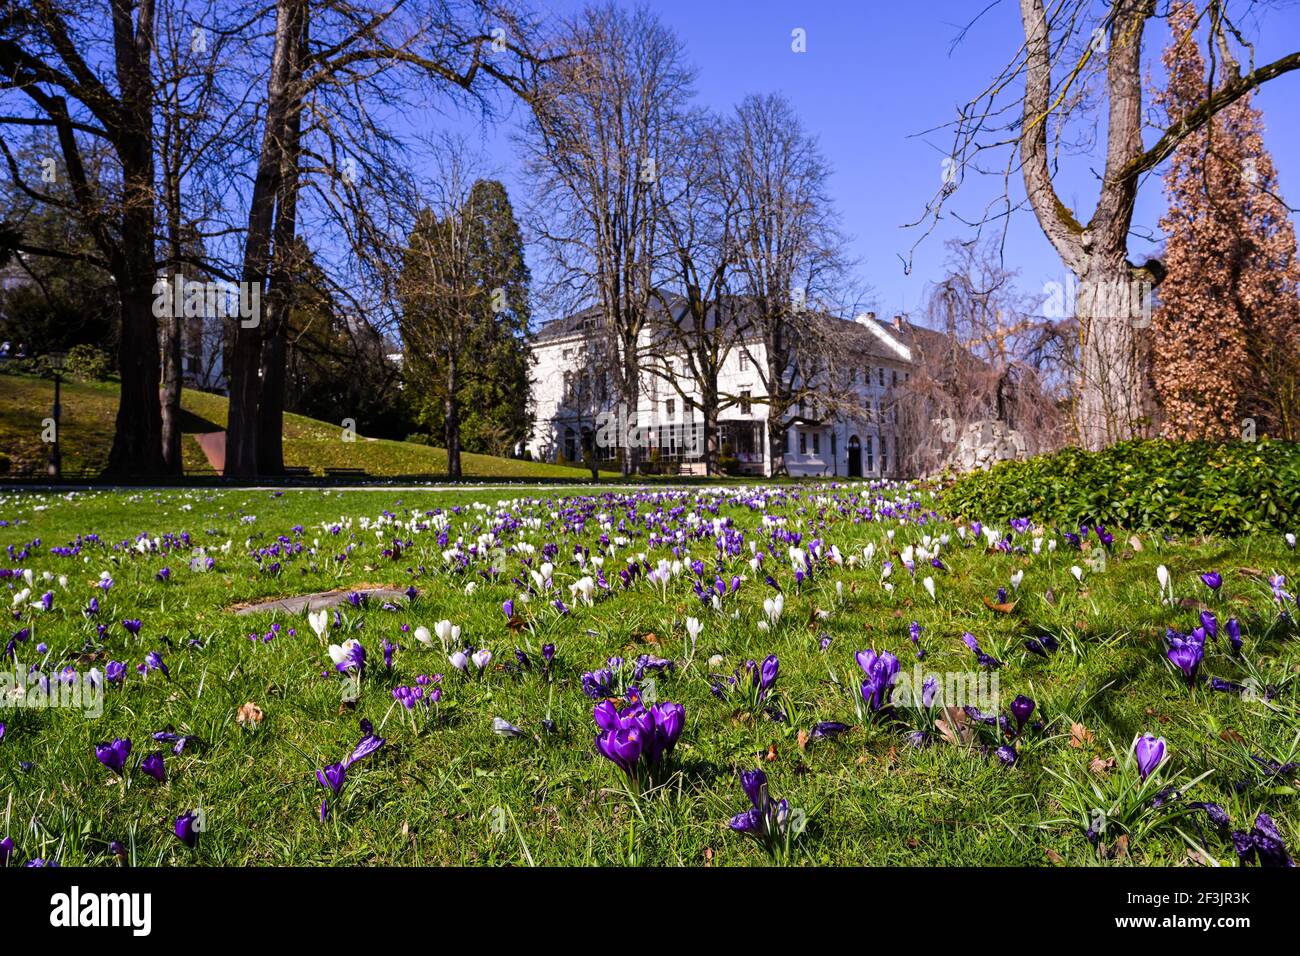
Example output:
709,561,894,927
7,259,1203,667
435,0,1300,326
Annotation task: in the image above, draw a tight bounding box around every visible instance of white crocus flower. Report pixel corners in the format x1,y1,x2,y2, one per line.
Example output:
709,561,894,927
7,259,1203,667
1070,566,1084,583
448,650,469,672
414,626,433,647
307,609,328,639
922,576,936,600
1010,570,1024,592
434,620,460,648
472,648,492,670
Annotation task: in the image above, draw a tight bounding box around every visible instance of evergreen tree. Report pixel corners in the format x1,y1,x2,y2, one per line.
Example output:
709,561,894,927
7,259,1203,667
400,179,531,474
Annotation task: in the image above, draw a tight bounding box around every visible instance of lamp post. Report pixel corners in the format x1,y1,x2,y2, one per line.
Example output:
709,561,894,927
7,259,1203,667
47,350,66,479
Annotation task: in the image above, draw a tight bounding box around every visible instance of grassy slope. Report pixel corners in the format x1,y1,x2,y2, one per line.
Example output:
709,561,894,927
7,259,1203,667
0,484,1295,866
0,373,591,479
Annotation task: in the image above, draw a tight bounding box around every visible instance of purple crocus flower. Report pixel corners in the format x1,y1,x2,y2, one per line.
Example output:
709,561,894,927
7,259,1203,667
1226,618,1242,652
541,643,555,665
122,619,142,636
174,811,199,848
1200,609,1218,639
1009,694,1035,729
144,651,169,678
316,762,347,795
1134,734,1166,782
502,599,514,621
343,728,386,769
1188,802,1231,831
595,727,644,777
95,737,132,774
809,721,851,742
1232,813,1294,867
141,752,166,782
856,649,900,712
0,835,12,866
1200,571,1222,592
995,744,1017,766
1166,635,1203,687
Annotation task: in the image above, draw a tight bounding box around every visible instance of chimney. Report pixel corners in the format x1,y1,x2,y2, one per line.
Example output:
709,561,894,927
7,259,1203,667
892,313,904,330
854,311,877,326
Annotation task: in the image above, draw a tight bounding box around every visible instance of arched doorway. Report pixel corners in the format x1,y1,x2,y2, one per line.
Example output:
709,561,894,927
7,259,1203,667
847,435,862,477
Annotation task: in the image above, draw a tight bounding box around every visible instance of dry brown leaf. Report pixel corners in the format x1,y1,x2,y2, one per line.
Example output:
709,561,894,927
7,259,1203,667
1044,588,1058,606
236,701,264,727
1069,722,1096,749
1219,728,1246,745
1045,848,1065,865
1089,756,1116,776
982,596,1018,614
797,729,811,752
936,707,975,746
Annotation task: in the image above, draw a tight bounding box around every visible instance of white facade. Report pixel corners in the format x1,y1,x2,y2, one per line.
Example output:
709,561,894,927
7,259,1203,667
525,304,920,478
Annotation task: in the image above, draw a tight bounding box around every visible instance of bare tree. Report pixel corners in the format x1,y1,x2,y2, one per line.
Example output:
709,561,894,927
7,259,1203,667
913,0,1300,449
523,2,693,476
723,93,847,475
1,0,168,475
644,114,748,476
900,240,1070,474
225,0,550,477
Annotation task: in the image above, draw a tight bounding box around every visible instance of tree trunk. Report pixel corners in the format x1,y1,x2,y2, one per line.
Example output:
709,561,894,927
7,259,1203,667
104,0,166,478
703,388,720,476
1074,257,1149,448
621,331,640,476
160,306,183,472
255,7,307,477
767,415,787,477
444,353,461,479
108,286,168,477
226,0,303,478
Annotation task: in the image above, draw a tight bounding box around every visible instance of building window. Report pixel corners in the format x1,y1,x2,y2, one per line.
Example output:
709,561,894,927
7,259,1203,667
740,390,752,415
799,432,807,455
866,436,874,472
812,432,821,455
739,351,750,371
892,369,898,387
881,435,889,473
878,367,885,387
666,398,675,416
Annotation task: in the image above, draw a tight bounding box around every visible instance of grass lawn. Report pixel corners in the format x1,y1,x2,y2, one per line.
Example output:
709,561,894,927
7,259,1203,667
0,373,593,480
0,482,1296,866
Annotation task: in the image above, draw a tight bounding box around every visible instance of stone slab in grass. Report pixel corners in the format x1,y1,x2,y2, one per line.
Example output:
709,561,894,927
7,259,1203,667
230,586,412,616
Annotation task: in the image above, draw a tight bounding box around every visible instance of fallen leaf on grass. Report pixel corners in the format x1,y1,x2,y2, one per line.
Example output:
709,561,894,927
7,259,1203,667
982,596,1018,614
1089,756,1115,775
1069,723,1096,749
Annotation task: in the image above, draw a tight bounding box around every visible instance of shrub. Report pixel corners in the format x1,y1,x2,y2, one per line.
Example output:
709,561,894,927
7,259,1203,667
941,439,1300,535
65,344,113,381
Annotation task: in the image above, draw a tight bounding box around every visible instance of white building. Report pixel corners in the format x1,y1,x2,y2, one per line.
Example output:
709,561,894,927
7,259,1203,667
525,298,940,477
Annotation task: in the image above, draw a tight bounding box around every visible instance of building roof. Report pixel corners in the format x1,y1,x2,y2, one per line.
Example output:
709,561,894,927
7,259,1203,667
532,294,923,365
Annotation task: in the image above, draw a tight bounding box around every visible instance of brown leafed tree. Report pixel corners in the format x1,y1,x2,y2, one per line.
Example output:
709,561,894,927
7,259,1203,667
1153,1,1300,440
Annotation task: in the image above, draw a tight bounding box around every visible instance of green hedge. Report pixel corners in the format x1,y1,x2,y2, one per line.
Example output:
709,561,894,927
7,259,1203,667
940,439,1300,535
